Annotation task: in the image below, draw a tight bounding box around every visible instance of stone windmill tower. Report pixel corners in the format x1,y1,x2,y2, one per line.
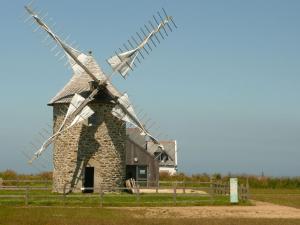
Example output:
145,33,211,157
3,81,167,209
24,4,177,193
48,57,126,192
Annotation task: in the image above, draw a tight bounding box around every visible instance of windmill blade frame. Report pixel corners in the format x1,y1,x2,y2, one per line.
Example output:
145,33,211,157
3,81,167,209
107,9,177,78
25,4,174,162
30,94,95,162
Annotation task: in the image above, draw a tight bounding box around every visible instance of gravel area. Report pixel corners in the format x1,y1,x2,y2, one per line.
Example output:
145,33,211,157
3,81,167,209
127,201,300,219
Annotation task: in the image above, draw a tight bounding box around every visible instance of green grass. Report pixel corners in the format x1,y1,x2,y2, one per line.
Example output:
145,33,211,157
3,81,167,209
251,188,300,208
0,190,239,207
1,187,300,225
0,207,300,225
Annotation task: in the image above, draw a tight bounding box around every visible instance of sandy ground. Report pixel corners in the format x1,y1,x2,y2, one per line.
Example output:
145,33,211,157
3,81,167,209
127,201,300,219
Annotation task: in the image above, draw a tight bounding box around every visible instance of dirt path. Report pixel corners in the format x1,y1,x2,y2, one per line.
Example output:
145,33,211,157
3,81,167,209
127,201,300,219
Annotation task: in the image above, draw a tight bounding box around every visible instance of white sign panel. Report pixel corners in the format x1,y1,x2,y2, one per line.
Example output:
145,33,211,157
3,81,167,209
230,178,238,203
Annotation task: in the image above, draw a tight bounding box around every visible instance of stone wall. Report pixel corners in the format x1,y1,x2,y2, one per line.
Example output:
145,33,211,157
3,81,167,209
52,101,126,193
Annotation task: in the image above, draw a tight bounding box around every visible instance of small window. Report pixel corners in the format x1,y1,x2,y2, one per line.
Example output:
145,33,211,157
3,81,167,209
137,166,147,180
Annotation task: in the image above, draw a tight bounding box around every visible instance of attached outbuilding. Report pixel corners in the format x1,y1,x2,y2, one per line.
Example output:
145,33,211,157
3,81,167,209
125,138,159,186
127,127,178,176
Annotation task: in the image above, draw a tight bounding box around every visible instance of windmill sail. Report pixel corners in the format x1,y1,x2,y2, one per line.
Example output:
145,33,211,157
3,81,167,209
112,93,163,148
30,94,95,163
25,6,103,80
25,4,169,161
112,93,142,126
107,16,172,78
70,105,94,127
108,49,139,77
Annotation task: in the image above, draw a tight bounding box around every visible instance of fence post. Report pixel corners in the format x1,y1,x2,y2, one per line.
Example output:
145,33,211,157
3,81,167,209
99,186,103,207
183,181,186,194
246,177,250,200
173,184,177,205
62,184,67,205
156,180,159,193
241,184,245,201
25,186,29,206
244,185,247,201
136,185,140,206
227,183,229,195
0,178,3,189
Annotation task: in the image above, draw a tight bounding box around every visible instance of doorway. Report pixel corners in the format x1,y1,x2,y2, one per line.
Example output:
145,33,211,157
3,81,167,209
126,165,137,180
83,167,94,193
126,165,148,185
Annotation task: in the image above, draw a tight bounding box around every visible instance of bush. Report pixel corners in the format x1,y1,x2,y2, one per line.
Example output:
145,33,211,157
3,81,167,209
159,172,300,189
0,170,17,180
1,170,299,189
0,170,52,181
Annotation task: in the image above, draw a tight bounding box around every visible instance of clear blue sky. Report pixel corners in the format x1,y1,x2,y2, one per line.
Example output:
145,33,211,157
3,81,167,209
0,0,300,176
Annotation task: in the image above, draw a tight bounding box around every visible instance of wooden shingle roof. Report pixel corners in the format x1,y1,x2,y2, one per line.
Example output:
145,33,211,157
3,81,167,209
48,55,106,105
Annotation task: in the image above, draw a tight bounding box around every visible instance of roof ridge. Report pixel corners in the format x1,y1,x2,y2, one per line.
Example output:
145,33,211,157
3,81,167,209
48,56,105,105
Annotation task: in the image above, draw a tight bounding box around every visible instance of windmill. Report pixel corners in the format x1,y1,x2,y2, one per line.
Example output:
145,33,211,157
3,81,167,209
24,3,177,192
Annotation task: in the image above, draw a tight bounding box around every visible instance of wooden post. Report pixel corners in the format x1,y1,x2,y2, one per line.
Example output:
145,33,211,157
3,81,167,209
220,183,222,195
99,186,103,207
25,186,29,206
246,177,250,200
156,180,159,193
136,185,140,206
173,184,177,205
0,178,3,188
222,183,224,195
183,181,186,194
210,177,213,194
241,184,245,201
62,184,67,205
241,185,244,201
244,185,247,201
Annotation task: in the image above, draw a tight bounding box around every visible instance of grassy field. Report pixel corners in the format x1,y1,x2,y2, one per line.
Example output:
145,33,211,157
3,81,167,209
251,188,300,209
0,207,300,225
0,188,235,207
0,188,299,225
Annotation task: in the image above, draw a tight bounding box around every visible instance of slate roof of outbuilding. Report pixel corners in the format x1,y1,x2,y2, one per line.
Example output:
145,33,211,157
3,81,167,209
126,128,177,167
126,127,146,148
146,140,177,167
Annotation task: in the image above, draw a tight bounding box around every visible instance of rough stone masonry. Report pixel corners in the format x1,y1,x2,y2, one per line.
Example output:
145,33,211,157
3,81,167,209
52,101,126,193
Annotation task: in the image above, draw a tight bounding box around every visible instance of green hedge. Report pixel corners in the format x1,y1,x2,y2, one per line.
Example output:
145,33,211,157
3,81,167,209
159,172,300,189
1,170,299,189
